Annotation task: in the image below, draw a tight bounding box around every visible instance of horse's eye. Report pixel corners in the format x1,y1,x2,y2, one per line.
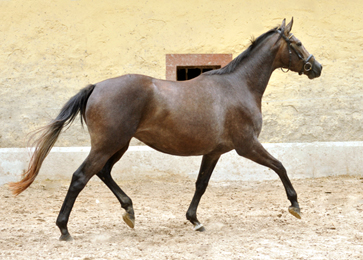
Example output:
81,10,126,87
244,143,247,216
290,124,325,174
296,42,302,47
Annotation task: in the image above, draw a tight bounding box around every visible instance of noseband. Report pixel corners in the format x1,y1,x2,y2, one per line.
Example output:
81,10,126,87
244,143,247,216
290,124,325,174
277,30,314,74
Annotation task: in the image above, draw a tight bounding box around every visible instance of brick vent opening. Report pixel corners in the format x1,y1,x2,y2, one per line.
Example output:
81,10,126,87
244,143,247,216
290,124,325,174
166,54,232,81
176,65,221,81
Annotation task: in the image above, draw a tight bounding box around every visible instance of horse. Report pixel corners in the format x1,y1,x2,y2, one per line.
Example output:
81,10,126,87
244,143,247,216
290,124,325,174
9,18,322,241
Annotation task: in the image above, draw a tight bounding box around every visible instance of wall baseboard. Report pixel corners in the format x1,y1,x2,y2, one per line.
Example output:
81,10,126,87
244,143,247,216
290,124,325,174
1,142,362,186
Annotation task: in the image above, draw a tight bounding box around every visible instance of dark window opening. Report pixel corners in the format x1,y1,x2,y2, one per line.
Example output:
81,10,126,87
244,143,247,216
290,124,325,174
176,66,221,81
166,54,232,81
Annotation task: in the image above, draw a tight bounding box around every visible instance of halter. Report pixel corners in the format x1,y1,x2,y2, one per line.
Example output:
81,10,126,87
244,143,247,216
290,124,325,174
277,29,314,74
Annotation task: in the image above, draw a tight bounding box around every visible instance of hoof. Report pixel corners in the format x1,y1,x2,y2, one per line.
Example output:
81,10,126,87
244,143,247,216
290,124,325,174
194,223,205,232
123,212,135,228
59,233,73,242
288,206,301,219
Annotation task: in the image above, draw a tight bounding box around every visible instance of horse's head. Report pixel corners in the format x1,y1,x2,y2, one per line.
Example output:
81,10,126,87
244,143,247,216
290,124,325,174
277,18,322,79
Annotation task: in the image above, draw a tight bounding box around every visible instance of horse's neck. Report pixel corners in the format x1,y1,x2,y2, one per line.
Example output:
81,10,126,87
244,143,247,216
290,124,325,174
232,39,279,98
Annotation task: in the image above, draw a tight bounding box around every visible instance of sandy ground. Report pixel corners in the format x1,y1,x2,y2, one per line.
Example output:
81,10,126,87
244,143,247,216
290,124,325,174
1,175,363,259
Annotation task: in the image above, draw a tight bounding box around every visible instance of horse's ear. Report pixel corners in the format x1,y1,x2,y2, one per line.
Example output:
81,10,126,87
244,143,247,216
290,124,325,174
279,18,286,32
285,17,294,35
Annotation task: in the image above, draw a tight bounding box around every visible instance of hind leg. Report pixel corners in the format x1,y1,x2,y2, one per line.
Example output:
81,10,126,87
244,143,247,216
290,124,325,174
56,150,112,241
186,154,220,231
96,144,135,229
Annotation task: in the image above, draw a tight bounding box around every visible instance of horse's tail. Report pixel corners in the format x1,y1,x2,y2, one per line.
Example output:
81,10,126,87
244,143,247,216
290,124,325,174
9,84,96,196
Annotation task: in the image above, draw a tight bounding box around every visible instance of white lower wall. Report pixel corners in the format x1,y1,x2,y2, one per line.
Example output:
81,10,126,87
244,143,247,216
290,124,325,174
1,142,363,186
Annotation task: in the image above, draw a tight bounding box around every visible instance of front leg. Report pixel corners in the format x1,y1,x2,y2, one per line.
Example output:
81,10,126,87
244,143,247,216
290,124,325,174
236,138,301,219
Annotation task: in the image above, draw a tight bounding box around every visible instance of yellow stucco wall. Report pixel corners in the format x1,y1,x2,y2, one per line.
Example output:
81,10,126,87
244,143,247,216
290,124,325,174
1,0,362,147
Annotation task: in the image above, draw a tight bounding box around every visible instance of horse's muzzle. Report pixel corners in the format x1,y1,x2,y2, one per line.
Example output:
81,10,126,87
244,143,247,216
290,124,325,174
308,60,322,79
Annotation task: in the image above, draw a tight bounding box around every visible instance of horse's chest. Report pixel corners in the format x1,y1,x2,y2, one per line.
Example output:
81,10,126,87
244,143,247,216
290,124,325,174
227,104,263,136
253,114,263,136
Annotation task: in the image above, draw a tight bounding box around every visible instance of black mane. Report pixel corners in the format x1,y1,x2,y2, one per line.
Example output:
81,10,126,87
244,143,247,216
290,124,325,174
204,27,279,76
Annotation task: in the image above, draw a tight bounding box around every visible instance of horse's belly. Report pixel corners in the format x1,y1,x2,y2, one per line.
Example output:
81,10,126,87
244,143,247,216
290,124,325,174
134,128,230,156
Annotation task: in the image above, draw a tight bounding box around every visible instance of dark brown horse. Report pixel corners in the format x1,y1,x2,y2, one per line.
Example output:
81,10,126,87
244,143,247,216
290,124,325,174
10,18,322,241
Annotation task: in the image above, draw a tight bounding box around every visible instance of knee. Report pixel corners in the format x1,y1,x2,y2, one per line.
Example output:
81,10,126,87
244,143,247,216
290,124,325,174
273,160,286,173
